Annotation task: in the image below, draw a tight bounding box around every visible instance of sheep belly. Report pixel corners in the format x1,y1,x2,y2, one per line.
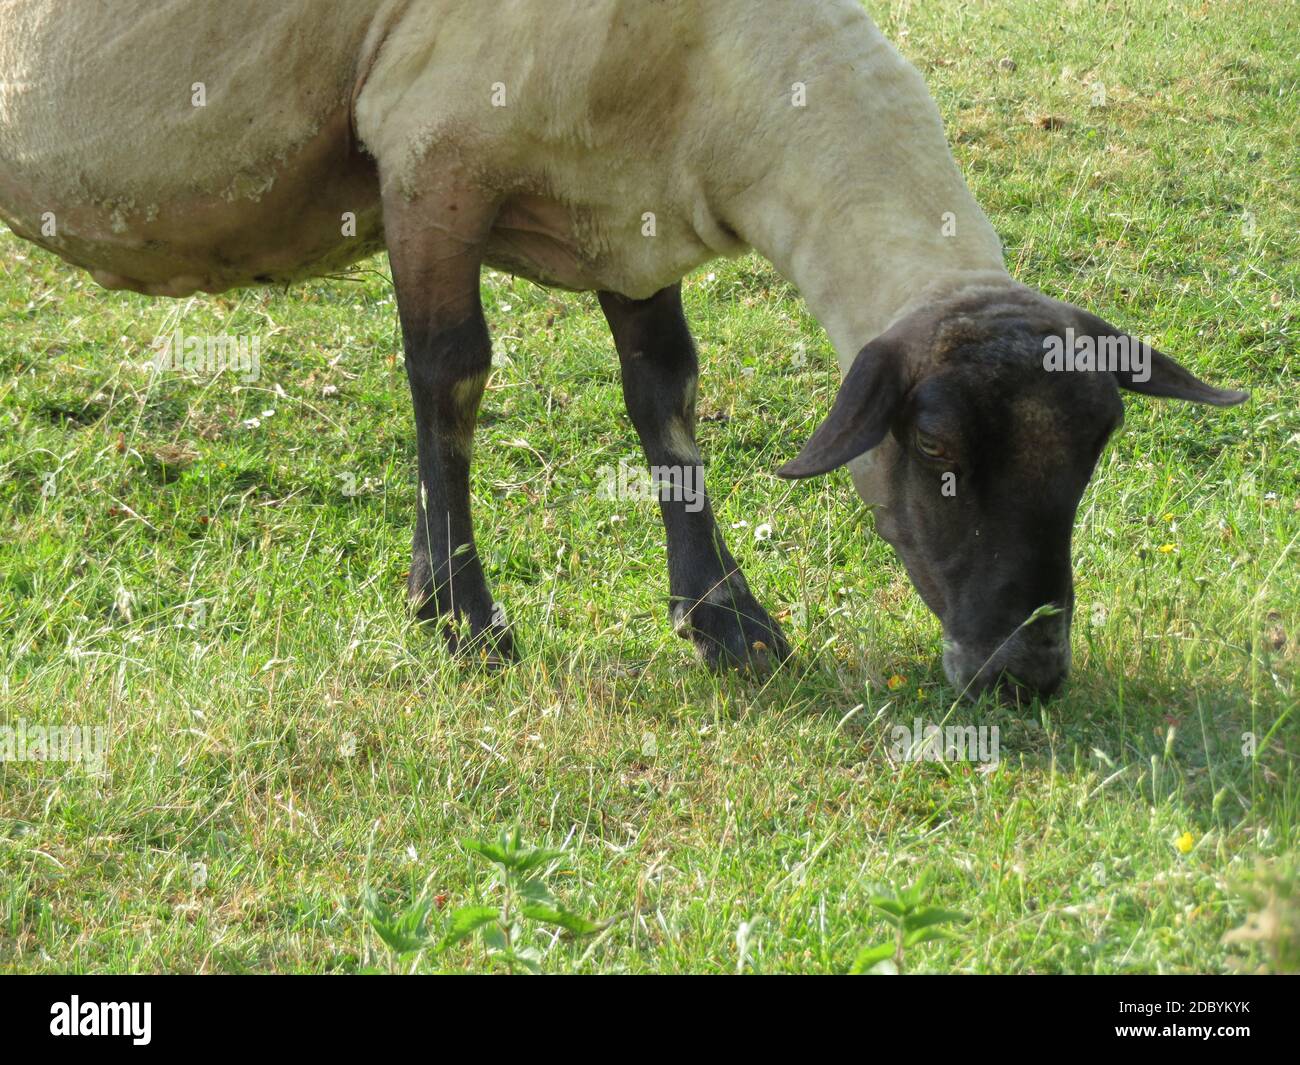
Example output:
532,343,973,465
0,0,384,295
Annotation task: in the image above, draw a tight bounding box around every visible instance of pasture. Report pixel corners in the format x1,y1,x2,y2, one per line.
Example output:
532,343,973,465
1,0,1296,973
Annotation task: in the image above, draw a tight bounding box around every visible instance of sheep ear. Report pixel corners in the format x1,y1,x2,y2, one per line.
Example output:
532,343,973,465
1115,345,1249,407
1074,312,1249,407
778,334,909,478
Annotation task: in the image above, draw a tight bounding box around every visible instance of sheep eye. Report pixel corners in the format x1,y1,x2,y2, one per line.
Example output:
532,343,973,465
915,430,948,461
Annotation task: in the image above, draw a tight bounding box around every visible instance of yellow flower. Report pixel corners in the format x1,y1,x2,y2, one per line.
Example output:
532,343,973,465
1158,543,1176,554
1163,512,1176,523
886,674,907,691
1175,831,1195,854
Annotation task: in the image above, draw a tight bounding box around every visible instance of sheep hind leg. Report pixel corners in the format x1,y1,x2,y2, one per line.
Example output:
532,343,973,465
598,285,790,673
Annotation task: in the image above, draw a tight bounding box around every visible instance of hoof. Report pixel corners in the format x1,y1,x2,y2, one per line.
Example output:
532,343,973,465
416,601,519,667
671,582,792,674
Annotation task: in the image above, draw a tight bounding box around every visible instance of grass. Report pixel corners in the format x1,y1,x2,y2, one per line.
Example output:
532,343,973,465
0,0,1296,974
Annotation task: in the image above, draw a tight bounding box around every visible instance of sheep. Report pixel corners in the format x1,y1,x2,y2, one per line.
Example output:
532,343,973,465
0,0,1246,696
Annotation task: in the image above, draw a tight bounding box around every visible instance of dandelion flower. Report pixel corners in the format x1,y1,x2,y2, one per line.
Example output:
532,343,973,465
887,674,907,691
1175,831,1195,855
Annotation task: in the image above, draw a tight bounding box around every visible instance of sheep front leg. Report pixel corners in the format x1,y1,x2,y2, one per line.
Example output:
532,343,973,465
384,188,513,661
598,285,790,672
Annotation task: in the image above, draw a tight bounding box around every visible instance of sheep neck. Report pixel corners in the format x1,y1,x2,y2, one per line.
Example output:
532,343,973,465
720,18,1011,373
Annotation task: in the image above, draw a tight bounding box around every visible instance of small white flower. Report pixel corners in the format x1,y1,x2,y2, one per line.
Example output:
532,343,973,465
731,520,749,529
754,522,773,541
261,408,275,418
242,417,261,430
322,384,339,398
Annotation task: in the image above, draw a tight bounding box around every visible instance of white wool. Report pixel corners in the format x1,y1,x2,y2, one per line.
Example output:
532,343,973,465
0,0,1008,358
0,0,376,209
354,0,1008,358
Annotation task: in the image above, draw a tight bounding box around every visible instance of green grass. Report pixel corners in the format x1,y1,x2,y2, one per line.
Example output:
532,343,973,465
1,0,1296,973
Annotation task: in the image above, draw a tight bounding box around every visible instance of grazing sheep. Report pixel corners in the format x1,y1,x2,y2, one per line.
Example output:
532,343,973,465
0,0,1246,696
